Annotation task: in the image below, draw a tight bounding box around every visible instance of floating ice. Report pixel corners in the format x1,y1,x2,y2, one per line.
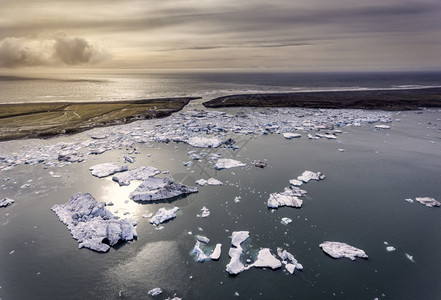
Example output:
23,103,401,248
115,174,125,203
281,217,292,225
316,133,337,139
89,163,128,178
297,170,326,183
51,193,137,252
283,133,301,139
247,248,282,270
386,246,396,252
319,241,368,261
112,166,160,186
129,177,198,201
196,235,210,244
267,193,303,209
149,207,179,225
192,240,222,262
415,197,440,207
289,179,303,187
404,198,414,203
214,159,246,170
186,137,222,148
196,178,223,186
277,247,303,274
210,243,222,260
405,253,415,262
251,160,267,168
198,206,210,218
58,152,84,163
0,197,14,208
148,288,162,296
375,125,391,129
124,155,135,163
226,231,249,275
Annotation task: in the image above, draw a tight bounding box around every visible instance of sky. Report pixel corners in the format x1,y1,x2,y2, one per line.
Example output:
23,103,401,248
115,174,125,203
1,0,440,71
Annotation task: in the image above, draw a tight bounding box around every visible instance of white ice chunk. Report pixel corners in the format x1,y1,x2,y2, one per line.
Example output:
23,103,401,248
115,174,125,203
386,246,396,252
415,197,440,207
149,207,179,225
375,125,391,129
51,193,137,252
199,206,210,218
289,179,303,187
267,193,303,209
281,217,292,225
277,247,303,274
148,288,162,296
247,248,282,269
193,241,210,262
226,231,249,275
319,241,368,261
129,177,198,201
210,244,222,260
214,159,246,170
195,179,208,186
207,178,223,185
195,235,210,244
283,133,301,139
89,163,128,178
186,137,222,148
297,170,326,183
405,253,415,262
0,197,14,208
404,198,414,203
112,166,160,186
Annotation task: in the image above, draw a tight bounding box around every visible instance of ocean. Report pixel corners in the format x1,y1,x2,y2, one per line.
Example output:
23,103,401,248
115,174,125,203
0,71,440,299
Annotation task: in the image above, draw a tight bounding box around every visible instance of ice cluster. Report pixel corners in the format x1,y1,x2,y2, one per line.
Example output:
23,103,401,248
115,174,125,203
0,108,391,170
0,197,14,208
51,193,137,252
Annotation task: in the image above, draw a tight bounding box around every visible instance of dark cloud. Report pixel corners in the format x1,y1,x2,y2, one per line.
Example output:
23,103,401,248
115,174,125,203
0,33,110,68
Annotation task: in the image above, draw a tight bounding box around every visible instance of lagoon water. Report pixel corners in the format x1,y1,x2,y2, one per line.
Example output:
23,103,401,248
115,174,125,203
0,71,441,299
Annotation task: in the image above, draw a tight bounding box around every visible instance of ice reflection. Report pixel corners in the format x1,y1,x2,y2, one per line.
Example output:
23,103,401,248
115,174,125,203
99,177,143,220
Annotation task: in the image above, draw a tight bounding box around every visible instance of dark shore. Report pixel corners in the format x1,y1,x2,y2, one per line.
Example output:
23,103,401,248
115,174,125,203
202,87,441,110
0,97,200,141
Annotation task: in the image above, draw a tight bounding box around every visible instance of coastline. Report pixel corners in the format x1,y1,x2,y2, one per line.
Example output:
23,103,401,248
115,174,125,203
0,97,200,141
203,87,441,110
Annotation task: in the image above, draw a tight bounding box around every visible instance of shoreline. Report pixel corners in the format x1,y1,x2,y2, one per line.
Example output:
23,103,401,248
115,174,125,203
0,97,200,141
203,87,441,110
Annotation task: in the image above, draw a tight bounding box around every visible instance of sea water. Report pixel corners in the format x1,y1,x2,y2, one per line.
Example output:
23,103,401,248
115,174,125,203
0,71,440,299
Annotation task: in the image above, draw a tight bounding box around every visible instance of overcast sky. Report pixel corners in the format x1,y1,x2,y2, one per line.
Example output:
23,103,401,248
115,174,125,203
1,0,440,70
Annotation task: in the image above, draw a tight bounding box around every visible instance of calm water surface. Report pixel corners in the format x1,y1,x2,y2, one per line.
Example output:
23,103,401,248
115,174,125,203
0,107,440,299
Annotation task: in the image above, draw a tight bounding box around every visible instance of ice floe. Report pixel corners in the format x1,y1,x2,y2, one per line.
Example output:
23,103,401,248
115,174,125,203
297,170,326,183
267,193,303,209
192,240,222,262
319,241,368,261
195,178,223,186
226,231,249,275
415,197,440,207
0,197,14,208
186,137,222,148
129,177,198,201
196,235,210,244
198,206,210,218
51,193,137,252
112,166,160,186
149,207,179,225
247,248,282,270
277,247,303,274
89,163,128,178
386,246,396,252
251,160,267,168
214,159,246,170
281,217,292,225
148,288,162,296
283,133,301,139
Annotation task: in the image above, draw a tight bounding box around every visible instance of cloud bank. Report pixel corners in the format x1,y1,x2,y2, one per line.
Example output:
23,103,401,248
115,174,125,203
0,33,110,68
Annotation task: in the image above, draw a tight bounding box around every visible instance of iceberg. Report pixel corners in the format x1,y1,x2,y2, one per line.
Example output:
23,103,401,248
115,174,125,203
415,197,440,207
186,137,223,148
112,166,160,186
283,133,301,139
297,170,326,183
129,177,198,201
247,248,281,270
319,241,368,261
149,207,179,225
214,159,246,170
226,231,249,275
0,197,14,208
51,193,137,252
267,193,303,209
89,163,128,178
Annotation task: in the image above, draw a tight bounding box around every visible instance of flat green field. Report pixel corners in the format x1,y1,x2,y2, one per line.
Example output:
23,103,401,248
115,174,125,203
0,97,199,141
